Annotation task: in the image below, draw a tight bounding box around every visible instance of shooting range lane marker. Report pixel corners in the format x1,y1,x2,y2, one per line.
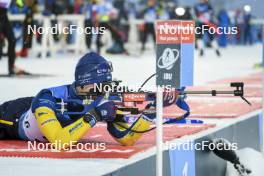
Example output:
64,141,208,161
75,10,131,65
155,19,195,176
156,86,163,176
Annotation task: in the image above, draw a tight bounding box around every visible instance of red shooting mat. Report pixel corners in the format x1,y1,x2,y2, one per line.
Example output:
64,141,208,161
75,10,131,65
164,97,261,118
0,123,214,159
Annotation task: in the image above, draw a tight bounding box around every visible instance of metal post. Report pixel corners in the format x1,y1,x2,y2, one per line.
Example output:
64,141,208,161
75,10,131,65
156,86,163,176
262,24,264,152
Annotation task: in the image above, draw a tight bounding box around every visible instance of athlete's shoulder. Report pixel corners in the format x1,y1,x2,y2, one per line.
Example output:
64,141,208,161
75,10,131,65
31,85,71,112
34,84,71,99
47,85,71,98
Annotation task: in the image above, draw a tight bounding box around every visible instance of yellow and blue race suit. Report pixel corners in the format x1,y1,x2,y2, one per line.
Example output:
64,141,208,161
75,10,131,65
0,84,152,148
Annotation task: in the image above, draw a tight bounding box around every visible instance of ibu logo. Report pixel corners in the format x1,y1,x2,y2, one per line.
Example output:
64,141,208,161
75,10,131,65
163,73,173,80
157,48,179,70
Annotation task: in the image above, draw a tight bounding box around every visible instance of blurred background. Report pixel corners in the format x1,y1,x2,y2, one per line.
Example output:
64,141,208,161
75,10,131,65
0,0,263,102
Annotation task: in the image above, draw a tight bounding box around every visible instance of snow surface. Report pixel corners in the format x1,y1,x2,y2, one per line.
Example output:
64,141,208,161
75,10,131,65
0,44,263,176
226,148,264,176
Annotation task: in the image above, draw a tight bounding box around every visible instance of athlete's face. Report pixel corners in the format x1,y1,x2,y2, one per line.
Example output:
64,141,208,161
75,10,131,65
76,84,94,94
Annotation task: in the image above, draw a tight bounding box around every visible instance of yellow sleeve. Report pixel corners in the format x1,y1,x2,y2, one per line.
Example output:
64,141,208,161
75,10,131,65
107,116,151,146
34,107,92,149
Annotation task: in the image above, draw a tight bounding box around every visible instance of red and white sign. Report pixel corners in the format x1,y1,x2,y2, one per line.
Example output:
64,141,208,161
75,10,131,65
156,20,195,44
123,93,146,102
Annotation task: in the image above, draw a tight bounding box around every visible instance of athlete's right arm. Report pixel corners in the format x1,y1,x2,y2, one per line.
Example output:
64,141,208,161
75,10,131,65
31,89,97,149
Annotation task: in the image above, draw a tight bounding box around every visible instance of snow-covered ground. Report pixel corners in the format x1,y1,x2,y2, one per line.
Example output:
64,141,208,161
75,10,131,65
226,148,264,176
0,44,262,103
0,44,263,176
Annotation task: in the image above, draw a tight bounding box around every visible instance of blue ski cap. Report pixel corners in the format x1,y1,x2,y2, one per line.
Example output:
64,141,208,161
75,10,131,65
75,52,113,86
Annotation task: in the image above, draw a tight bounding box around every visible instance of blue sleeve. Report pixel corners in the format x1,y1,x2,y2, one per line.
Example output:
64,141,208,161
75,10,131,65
31,89,57,113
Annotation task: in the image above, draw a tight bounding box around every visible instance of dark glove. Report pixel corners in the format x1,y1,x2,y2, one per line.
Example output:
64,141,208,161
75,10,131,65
83,111,98,127
95,100,116,122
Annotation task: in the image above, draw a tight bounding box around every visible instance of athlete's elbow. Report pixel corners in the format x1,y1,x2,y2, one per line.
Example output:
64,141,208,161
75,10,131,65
116,137,139,146
120,140,136,146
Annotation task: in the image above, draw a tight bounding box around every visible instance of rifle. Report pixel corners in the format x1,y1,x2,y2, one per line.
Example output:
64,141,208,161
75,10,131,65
55,79,251,133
